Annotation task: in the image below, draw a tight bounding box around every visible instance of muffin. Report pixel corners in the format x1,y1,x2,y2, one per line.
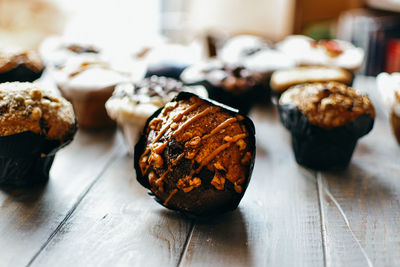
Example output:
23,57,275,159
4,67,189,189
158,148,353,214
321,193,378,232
278,82,375,171
0,50,44,83
106,76,208,154
39,36,101,67
53,55,130,128
377,72,400,144
270,66,353,94
0,82,76,186
181,60,270,114
277,35,364,73
134,92,255,216
219,35,271,64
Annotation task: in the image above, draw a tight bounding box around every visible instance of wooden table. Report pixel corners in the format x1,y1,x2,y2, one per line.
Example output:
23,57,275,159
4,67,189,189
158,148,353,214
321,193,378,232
0,76,399,267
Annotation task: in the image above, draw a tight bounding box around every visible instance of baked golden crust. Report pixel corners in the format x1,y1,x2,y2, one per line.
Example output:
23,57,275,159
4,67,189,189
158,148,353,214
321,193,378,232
0,82,75,141
280,82,375,129
139,96,252,207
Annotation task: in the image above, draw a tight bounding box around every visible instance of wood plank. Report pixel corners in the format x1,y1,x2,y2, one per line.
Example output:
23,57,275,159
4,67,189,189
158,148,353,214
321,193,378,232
318,76,400,267
179,105,324,267
29,153,193,267
0,129,121,267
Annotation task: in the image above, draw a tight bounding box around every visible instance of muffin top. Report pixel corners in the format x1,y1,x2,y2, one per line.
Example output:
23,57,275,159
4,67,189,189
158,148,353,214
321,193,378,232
181,60,269,94
139,95,253,204
280,82,375,129
270,66,353,94
0,50,44,73
106,76,207,125
0,82,75,141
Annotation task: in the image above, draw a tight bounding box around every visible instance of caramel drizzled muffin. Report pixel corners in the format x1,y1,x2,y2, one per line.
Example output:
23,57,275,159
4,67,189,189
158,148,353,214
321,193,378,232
181,60,270,114
0,82,76,186
0,50,44,83
106,76,207,155
278,82,375,170
134,92,255,216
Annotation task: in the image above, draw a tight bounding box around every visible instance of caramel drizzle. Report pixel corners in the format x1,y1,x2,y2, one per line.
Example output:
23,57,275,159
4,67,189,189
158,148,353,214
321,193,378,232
201,117,237,141
171,153,185,166
163,189,178,205
173,106,217,137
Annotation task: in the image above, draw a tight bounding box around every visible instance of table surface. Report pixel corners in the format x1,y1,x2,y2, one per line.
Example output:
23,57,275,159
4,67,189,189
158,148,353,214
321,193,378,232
0,76,399,267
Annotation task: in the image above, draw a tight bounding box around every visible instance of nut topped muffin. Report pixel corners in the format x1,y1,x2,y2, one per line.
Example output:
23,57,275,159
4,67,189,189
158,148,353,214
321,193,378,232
278,82,375,170
106,76,207,154
181,60,270,113
0,82,76,186
0,82,75,141
280,82,375,129
135,92,255,216
0,50,44,83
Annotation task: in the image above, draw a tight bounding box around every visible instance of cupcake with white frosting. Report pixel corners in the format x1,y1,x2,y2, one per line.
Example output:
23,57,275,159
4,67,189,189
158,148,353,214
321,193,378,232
277,35,364,73
377,72,400,144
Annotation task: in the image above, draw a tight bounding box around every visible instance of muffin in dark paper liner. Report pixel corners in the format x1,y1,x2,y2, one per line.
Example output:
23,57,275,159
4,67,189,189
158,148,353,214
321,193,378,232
278,82,375,171
0,50,44,83
134,92,256,216
181,60,270,114
0,82,76,186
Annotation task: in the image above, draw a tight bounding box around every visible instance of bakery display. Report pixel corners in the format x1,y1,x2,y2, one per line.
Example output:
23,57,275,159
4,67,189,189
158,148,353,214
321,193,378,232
53,55,130,128
181,60,270,114
0,82,76,186
0,50,44,83
134,92,255,216
106,76,208,154
377,72,400,144
270,66,353,94
277,35,364,73
278,82,375,170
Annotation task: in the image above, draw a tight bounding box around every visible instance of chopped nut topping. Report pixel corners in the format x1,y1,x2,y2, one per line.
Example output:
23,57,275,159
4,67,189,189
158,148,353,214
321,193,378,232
211,172,225,190
30,107,42,120
186,136,201,147
236,139,246,151
148,171,157,184
30,89,42,101
241,152,252,165
149,152,163,168
152,142,168,154
234,182,242,194
177,177,202,193
214,162,226,171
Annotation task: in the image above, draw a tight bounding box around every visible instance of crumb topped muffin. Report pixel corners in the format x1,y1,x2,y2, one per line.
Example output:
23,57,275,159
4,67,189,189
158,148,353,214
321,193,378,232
0,82,76,186
0,82,75,141
135,93,255,216
280,82,375,129
278,82,375,170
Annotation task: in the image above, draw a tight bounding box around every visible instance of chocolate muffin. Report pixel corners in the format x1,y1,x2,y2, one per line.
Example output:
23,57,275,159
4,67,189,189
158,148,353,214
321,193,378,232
270,66,353,95
106,76,207,154
278,82,375,170
181,60,270,114
0,82,76,186
134,92,255,216
0,50,44,83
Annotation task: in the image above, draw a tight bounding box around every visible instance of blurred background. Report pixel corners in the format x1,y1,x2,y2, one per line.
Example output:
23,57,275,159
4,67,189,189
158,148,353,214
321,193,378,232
1,0,400,75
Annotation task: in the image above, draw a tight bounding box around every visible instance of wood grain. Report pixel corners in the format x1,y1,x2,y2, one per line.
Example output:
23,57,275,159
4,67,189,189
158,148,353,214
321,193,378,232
0,129,121,267
30,153,194,267
318,77,400,267
179,105,324,267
